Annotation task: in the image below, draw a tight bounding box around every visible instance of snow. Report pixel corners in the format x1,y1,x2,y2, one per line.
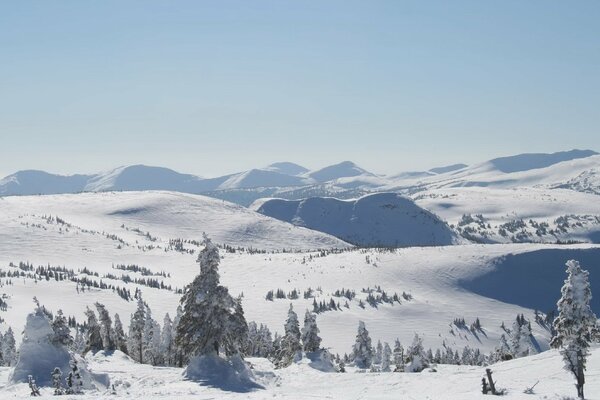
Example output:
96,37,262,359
255,192,460,246
1,346,599,398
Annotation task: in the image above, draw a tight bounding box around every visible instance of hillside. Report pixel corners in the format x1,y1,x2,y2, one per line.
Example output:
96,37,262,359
253,192,460,247
0,191,348,251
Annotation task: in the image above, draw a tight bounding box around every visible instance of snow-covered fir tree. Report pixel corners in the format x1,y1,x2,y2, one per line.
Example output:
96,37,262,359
51,367,64,395
1,327,17,366
128,296,146,363
550,259,599,399
405,333,428,372
393,338,404,372
301,310,322,352
511,316,536,358
51,309,73,347
83,307,103,354
381,342,392,372
160,313,175,366
95,302,115,351
66,358,83,395
495,333,512,361
275,303,302,367
171,305,184,367
113,314,128,354
175,235,248,359
142,307,162,365
352,321,373,369
374,340,383,365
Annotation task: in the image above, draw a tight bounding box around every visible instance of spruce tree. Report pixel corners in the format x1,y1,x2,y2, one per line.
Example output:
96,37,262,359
381,342,392,372
83,307,103,354
113,314,128,354
95,302,115,351
2,327,17,366
352,321,373,369
175,235,248,359
128,296,146,363
301,310,322,352
51,310,73,347
160,313,175,366
275,303,302,367
551,260,599,399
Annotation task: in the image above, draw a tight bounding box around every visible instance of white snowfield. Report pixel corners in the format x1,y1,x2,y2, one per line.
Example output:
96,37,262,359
0,348,598,399
0,190,599,399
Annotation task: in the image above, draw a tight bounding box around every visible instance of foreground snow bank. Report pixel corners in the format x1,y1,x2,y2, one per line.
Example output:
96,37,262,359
9,311,103,389
183,354,263,393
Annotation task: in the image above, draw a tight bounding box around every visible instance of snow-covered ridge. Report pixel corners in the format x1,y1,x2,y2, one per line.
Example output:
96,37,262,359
0,191,349,251
253,192,460,247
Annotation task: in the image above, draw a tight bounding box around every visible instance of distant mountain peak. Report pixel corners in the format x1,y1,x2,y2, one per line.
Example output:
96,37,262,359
263,162,309,176
308,161,372,183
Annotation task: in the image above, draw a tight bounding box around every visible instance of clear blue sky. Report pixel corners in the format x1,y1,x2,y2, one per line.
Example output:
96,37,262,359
1,0,599,178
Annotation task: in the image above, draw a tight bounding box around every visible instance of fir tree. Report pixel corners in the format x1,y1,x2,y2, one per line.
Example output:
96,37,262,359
83,307,103,354
381,342,392,372
301,310,322,352
352,321,373,369
160,313,175,366
128,296,146,363
51,367,64,395
405,333,428,372
2,327,17,366
175,235,248,359
113,314,128,354
392,338,404,372
275,303,302,367
550,260,599,399
95,302,115,351
51,310,73,347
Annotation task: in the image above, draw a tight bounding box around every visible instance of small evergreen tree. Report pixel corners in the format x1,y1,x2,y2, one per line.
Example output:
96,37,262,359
113,314,128,354
275,303,302,367
352,321,373,369
405,333,428,372
51,367,64,395
550,260,599,399
83,307,103,354
51,310,73,347
301,310,322,352
95,302,115,351
392,338,404,371
128,296,146,363
381,342,392,372
160,313,175,366
2,327,17,366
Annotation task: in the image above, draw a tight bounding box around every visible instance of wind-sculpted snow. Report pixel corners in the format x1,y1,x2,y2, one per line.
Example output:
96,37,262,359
255,193,459,247
460,248,600,314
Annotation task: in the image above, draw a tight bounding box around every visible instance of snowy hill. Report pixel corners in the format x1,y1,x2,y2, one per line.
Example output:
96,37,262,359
413,187,600,244
306,161,374,183
393,150,600,193
263,162,309,176
253,193,460,247
0,191,348,251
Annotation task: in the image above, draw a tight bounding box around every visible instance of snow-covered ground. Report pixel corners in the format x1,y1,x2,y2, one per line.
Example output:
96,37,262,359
0,347,599,399
0,190,598,399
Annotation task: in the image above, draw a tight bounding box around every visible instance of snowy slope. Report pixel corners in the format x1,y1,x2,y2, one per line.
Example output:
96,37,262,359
253,192,460,247
414,187,600,243
0,190,599,399
306,161,375,183
0,191,348,251
1,346,599,399
392,151,600,193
